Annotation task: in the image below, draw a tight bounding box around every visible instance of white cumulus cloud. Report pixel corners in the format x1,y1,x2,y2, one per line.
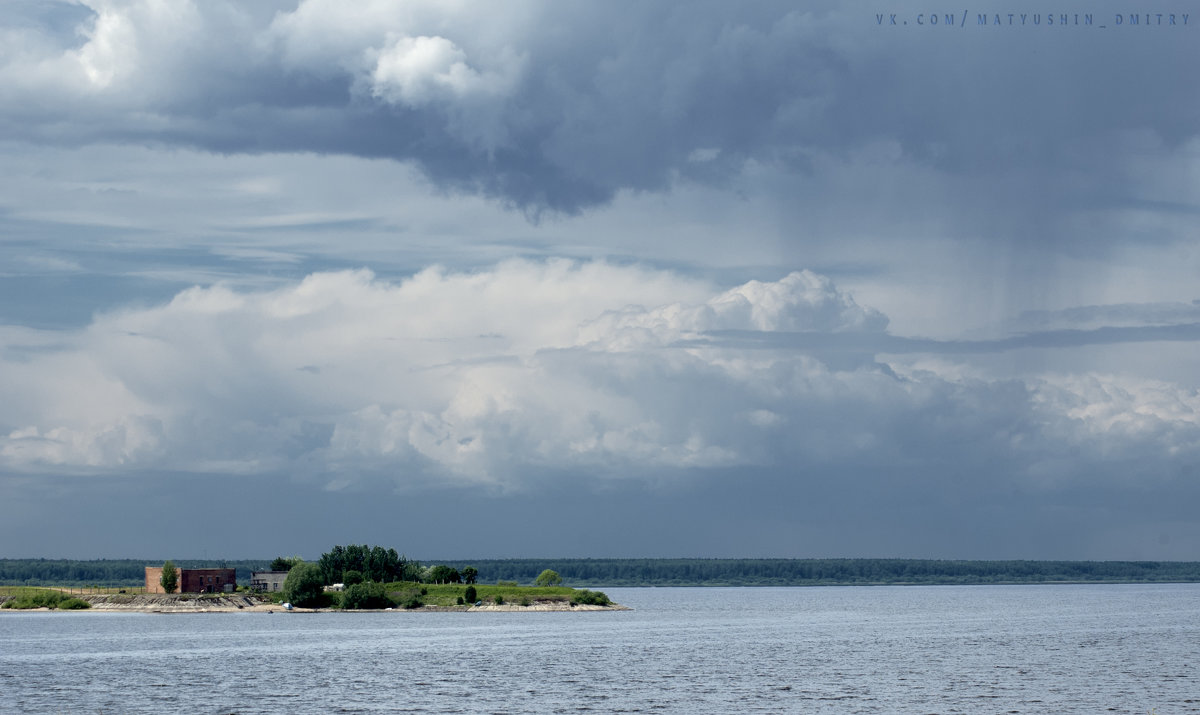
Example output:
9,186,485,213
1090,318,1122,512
0,260,1197,495
370,34,520,108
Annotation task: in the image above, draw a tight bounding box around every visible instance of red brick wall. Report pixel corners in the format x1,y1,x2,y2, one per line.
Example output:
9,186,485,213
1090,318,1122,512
145,566,166,594
180,568,237,593
146,566,238,593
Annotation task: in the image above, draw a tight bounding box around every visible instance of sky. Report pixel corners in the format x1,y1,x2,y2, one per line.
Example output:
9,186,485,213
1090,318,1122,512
1,0,1199,561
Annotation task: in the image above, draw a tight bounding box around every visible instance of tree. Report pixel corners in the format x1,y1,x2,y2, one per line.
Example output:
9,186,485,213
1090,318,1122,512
319,545,346,585
367,545,393,582
343,569,364,586
160,560,178,594
282,562,326,607
535,569,562,587
461,566,478,585
400,556,422,583
344,544,366,577
270,556,301,572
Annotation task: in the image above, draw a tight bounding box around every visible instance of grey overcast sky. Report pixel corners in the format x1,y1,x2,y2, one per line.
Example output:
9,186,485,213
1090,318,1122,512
1,1,1199,561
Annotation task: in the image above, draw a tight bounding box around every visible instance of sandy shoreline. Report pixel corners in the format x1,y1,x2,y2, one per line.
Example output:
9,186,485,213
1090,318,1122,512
1,594,627,613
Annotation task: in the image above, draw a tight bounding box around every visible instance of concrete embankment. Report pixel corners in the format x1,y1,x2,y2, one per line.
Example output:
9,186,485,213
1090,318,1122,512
468,601,629,611
81,594,277,612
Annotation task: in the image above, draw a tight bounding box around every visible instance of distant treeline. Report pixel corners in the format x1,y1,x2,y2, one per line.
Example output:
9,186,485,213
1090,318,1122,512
437,558,1200,587
0,559,270,587
5,558,1200,587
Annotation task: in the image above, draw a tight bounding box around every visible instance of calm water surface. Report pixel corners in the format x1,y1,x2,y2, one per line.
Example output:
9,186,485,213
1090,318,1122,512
2,584,1198,713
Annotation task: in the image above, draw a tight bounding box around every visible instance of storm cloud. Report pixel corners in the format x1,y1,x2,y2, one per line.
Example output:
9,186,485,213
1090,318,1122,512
1,0,1195,231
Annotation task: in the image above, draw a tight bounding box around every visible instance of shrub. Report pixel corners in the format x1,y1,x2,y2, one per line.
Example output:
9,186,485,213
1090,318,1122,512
1,589,90,609
493,594,504,605
388,587,425,609
463,585,477,603
496,580,517,587
570,590,611,606
456,596,464,605
342,582,394,610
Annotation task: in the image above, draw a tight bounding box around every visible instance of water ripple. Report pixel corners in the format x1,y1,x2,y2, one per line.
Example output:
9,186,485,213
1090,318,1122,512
1,585,1199,713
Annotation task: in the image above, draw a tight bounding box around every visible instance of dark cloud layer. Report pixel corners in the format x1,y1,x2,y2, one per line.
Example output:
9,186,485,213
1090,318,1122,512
2,0,1196,230
6,461,1198,561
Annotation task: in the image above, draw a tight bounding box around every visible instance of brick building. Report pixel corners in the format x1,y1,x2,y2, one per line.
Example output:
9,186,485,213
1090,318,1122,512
181,568,236,593
145,566,237,593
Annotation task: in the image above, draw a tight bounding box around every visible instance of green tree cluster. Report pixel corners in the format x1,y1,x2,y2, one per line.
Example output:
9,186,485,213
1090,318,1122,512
427,565,461,584
317,545,412,585
269,556,303,572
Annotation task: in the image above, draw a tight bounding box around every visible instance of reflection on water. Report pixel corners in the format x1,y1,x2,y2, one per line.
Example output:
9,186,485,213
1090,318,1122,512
2,584,1199,713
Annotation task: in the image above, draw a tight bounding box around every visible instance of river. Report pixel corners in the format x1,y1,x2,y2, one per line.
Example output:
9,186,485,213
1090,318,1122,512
2,584,1198,713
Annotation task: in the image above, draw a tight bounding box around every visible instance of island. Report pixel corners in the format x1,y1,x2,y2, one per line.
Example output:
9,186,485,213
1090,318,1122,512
0,589,627,613
0,545,626,613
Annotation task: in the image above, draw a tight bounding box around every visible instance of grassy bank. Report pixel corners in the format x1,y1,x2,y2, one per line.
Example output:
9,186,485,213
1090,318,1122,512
0,586,91,610
393,583,581,607
0,583,614,611
303,582,613,609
